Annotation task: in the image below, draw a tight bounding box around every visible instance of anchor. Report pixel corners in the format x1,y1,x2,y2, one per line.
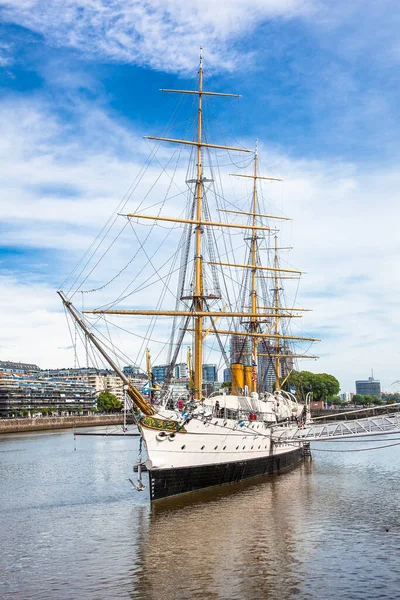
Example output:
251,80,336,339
130,437,146,492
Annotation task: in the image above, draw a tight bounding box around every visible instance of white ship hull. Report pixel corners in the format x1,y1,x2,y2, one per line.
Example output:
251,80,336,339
140,409,305,500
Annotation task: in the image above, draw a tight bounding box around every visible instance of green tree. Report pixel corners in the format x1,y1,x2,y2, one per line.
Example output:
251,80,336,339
97,391,122,413
327,396,342,406
283,371,340,402
363,395,375,406
352,394,365,404
371,397,382,406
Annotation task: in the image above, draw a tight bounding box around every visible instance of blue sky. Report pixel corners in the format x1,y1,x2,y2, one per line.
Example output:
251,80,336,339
1,0,400,392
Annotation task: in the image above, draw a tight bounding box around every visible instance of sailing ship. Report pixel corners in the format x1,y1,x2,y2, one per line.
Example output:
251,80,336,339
58,51,319,501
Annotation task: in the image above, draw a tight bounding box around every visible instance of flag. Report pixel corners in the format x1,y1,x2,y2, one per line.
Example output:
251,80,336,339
290,385,296,394
141,381,151,395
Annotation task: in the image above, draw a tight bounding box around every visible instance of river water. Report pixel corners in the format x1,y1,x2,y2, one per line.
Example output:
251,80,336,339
1,428,399,600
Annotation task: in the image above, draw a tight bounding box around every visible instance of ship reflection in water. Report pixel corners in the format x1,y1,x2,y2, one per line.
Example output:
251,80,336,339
1,432,399,600
130,461,315,600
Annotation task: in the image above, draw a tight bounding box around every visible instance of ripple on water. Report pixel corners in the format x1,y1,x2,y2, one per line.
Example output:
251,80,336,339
0,431,399,599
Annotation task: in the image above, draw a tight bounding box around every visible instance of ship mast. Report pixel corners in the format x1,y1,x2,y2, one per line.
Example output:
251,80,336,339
231,143,284,393
273,234,282,390
250,141,260,393
79,52,320,405
134,49,250,402
193,49,204,400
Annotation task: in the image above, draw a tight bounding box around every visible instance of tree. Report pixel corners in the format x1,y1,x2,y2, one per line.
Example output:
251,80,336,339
97,391,122,413
283,371,340,402
327,396,342,406
352,394,381,406
352,394,364,404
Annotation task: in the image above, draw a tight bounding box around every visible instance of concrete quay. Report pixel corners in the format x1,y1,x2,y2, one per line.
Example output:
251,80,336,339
0,414,124,434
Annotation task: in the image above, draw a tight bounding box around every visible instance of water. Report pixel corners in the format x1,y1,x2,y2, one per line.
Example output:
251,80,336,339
1,428,399,599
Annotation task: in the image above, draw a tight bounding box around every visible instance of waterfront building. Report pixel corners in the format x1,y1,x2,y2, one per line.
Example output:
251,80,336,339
123,365,141,377
170,378,190,400
230,336,251,366
174,363,188,379
0,360,40,374
151,364,170,383
86,373,125,402
257,341,294,393
202,364,217,382
355,376,381,398
42,367,108,380
41,368,125,401
228,337,293,393
340,392,352,403
0,370,96,417
223,368,231,383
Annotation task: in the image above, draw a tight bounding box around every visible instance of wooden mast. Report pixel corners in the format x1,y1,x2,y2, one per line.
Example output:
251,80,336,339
193,48,204,401
230,142,280,394
273,234,282,390
139,48,247,402
250,141,259,393
60,51,318,410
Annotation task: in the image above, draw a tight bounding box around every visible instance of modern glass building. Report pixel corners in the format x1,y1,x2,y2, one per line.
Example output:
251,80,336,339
151,365,170,383
123,365,141,377
202,364,217,382
257,341,294,393
223,368,231,383
355,376,381,398
174,363,188,379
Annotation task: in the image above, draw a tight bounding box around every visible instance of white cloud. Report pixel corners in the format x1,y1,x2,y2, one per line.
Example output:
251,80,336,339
0,276,74,368
0,40,13,67
256,147,400,391
0,0,314,73
1,95,400,390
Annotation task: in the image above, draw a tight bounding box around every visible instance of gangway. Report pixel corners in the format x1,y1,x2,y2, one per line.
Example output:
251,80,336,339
273,404,400,442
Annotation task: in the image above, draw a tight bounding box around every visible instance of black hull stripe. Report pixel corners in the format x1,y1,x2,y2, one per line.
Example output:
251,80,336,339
149,447,304,501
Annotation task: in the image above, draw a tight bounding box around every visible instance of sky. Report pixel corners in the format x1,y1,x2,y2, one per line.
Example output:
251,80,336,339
1,0,400,392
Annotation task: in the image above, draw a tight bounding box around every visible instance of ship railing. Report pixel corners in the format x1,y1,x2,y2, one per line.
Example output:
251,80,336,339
272,411,400,441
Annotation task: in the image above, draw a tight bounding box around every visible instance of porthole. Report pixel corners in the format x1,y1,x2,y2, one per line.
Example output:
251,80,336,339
258,445,261,449
251,446,254,449
243,446,246,450
201,445,205,450
223,446,226,450
236,446,239,450
214,446,218,450
181,445,186,450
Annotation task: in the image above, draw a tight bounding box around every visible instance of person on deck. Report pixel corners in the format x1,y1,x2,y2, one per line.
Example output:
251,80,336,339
214,400,221,417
